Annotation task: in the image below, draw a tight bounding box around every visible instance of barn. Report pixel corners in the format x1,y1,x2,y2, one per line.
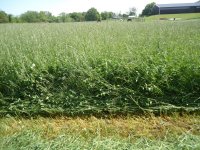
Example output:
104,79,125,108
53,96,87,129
154,1,200,14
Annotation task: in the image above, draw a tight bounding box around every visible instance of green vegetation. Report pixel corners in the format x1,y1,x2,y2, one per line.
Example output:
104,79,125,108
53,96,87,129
0,8,114,23
101,11,114,20
0,131,200,150
85,7,101,21
141,2,156,16
20,11,54,23
0,14,200,150
146,13,200,21
1,131,199,150
0,116,200,149
0,10,9,23
0,20,200,116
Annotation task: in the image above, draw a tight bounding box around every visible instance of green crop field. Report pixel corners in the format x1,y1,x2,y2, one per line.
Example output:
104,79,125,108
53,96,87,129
0,20,200,116
0,19,200,150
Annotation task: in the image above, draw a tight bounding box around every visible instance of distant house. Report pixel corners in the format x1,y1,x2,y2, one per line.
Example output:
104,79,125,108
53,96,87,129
127,16,136,21
154,1,200,14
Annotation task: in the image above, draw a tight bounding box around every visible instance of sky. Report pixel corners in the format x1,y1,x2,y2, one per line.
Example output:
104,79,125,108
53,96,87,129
0,0,197,16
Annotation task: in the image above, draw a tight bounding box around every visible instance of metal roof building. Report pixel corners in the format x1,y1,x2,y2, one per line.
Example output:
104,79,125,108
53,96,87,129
154,1,200,14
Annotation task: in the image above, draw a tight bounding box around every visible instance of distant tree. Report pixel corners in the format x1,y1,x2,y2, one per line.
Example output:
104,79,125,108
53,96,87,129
58,12,73,22
39,11,53,22
20,11,54,23
118,12,123,18
20,11,40,22
122,13,128,18
101,11,108,20
129,7,137,16
0,10,9,23
50,16,59,23
69,12,84,22
13,16,21,23
8,14,13,22
59,12,66,22
81,12,86,21
44,11,54,22
141,2,156,16
85,8,100,21
108,12,114,18
101,11,114,20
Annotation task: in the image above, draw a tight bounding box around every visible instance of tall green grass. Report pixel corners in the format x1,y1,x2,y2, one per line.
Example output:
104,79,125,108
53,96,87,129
0,20,200,116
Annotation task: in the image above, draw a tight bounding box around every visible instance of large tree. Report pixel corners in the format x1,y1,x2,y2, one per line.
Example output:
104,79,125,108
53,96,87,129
0,10,9,23
141,2,156,16
85,8,100,21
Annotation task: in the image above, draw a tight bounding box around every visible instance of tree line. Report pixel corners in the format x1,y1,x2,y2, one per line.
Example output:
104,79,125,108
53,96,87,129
0,3,156,23
0,8,115,23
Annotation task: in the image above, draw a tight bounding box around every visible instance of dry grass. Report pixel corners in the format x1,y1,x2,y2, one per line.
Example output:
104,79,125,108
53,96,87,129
1,115,200,141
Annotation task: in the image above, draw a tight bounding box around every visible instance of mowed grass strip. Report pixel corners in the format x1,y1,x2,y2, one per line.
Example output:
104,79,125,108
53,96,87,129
1,115,200,139
0,115,200,149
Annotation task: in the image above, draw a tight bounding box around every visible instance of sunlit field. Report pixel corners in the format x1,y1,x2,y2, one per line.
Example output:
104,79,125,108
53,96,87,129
0,19,200,149
0,20,200,116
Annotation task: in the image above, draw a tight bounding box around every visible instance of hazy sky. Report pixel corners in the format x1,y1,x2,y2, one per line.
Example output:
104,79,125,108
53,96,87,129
0,0,197,16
